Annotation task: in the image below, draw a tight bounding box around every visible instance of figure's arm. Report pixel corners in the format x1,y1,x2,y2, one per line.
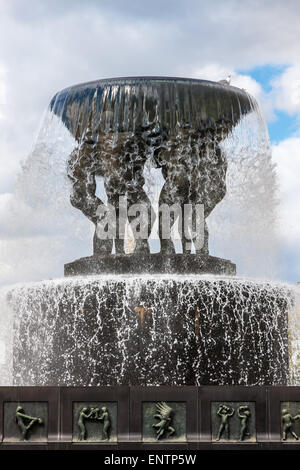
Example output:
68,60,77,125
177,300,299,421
68,145,104,224
238,406,247,418
16,411,40,421
147,128,168,170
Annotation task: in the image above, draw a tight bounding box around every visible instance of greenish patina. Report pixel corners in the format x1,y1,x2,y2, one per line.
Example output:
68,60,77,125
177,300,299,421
73,402,116,442
281,406,300,441
142,401,186,442
212,402,256,443
152,402,175,440
98,406,111,441
78,406,94,440
238,405,251,441
15,406,43,441
77,406,111,441
216,404,235,441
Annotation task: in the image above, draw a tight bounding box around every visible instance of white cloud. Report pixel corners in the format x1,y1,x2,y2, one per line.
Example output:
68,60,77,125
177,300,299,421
192,65,262,97
271,137,300,282
272,137,300,243
0,64,7,120
0,0,300,285
271,65,300,115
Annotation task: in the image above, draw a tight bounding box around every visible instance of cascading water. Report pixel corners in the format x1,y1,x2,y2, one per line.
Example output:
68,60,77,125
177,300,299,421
5,275,296,386
0,77,298,386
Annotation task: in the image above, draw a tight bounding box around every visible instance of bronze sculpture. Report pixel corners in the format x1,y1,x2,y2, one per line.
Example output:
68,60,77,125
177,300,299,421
78,407,94,440
15,406,43,440
152,402,175,440
238,405,251,441
216,404,234,441
52,77,254,276
281,408,300,441
77,405,111,441
98,406,111,441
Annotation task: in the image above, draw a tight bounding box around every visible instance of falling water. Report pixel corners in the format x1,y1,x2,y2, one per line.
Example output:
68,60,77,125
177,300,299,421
0,77,297,386
3,275,297,386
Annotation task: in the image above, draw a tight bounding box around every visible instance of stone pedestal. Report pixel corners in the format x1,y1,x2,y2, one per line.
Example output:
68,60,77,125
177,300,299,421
64,253,236,276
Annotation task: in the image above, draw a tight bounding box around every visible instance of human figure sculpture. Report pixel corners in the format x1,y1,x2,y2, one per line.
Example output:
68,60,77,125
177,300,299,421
90,407,100,419
15,406,43,440
67,85,232,257
155,121,231,254
77,406,112,441
152,402,175,440
238,405,251,441
68,91,162,256
78,407,94,440
98,406,111,441
216,404,235,441
282,409,300,441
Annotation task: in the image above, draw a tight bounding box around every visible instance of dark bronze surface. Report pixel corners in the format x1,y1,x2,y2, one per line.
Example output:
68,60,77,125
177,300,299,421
60,387,129,443
4,402,47,442
143,401,186,442
51,76,255,267
73,401,117,442
0,387,60,444
0,386,299,449
211,401,256,443
50,76,253,138
280,402,300,441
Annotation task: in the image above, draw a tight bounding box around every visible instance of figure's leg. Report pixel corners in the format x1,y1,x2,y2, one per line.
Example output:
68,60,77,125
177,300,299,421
239,424,246,441
78,422,86,440
158,187,178,254
168,426,175,436
115,199,125,254
23,418,39,440
182,139,227,255
19,423,28,440
156,428,165,440
182,207,208,255
93,230,114,255
216,423,224,441
127,191,154,254
105,192,125,255
282,425,287,440
226,422,230,439
92,182,114,255
103,423,110,441
159,210,177,253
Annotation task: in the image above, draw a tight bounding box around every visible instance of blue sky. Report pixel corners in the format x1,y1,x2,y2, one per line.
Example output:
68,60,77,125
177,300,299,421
0,0,299,285
242,65,299,143
243,65,287,93
268,111,298,143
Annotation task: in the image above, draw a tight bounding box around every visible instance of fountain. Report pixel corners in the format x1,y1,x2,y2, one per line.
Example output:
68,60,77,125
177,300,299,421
1,77,298,387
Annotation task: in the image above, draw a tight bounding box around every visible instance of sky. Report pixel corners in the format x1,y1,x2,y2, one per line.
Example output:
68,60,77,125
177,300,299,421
0,0,299,285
